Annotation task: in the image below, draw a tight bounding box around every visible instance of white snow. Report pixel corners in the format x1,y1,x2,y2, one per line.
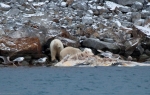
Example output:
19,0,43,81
114,20,121,27
105,1,129,10
28,0,33,2
88,10,93,15
135,25,150,36
142,10,149,13
97,6,106,10
0,3,10,8
61,2,67,7
32,2,45,7
145,23,150,28
23,12,44,17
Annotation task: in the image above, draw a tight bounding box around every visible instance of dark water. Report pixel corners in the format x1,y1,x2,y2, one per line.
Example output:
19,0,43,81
0,66,150,95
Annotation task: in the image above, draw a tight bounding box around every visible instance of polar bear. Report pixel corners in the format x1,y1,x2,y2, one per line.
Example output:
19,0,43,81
50,39,64,61
60,46,82,60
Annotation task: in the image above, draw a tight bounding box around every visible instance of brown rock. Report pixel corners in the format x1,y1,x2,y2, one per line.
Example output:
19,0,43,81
0,36,42,59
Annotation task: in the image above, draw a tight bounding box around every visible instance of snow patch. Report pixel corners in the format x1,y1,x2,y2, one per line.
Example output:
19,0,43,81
61,2,67,7
32,2,45,7
105,1,129,10
114,20,121,27
28,0,33,2
135,25,150,36
97,6,106,10
0,3,10,8
147,2,150,5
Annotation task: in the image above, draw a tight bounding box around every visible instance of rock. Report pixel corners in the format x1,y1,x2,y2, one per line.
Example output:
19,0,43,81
87,10,93,15
145,49,150,56
0,36,42,59
110,0,147,6
118,6,131,13
61,2,67,7
103,38,115,43
131,1,143,11
97,6,108,15
75,10,83,17
72,2,87,10
57,37,81,48
82,15,93,25
134,25,150,36
7,8,20,16
105,1,123,10
131,12,141,23
120,21,133,28
20,60,29,66
133,19,145,26
81,38,120,53
66,0,74,6
141,10,150,19
138,54,149,62
0,3,11,11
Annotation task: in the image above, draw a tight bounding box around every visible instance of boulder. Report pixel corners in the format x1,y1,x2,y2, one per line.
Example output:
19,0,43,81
82,15,93,25
0,36,42,59
131,12,141,23
0,3,11,11
141,10,150,19
81,38,120,53
131,1,143,11
109,0,148,6
61,2,67,7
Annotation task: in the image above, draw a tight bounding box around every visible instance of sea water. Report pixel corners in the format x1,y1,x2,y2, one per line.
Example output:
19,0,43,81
0,66,150,95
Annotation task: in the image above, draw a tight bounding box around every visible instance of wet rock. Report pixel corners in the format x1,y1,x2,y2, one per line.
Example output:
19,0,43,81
103,38,115,43
0,36,42,59
72,2,87,10
20,60,29,66
81,38,120,53
138,54,149,62
145,49,150,56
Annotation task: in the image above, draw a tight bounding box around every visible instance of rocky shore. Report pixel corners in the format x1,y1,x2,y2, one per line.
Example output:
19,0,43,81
0,0,150,67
